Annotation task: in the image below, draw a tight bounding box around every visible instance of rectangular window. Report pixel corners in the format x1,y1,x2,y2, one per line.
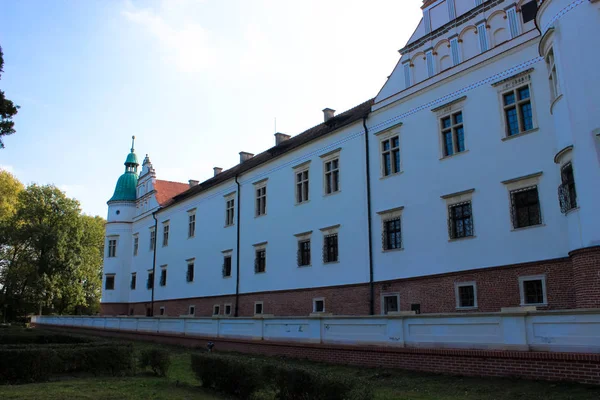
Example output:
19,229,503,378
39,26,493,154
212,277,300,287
189,306,195,316
223,255,232,277
423,9,431,34
255,249,266,273
440,111,465,157
447,0,456,20
163,224,169,247
186,263,194,282
105,275,115,290
133,236,139,256
324,158,340,194
296,169,309,204
545,48,560,102
411,303,421,314
503,85,534,136
520,275,547,305
297,239,311,267
511,186,542,228
383,217,402,250
149,229,156,251
323,233,339,263
477,22,488,52
108,239,117,258
426,50,435,78
225,198,235,226
256,185,267,216
254,302,263,315
224,304,232,316
213,305,220,316
382,294,399,315
455,282,477,308
559,163,577,213
160,307,165,316
507,7,520,38
381,136,400,176
147,272,154,289
403,62,411,88
313,298,325,313
521,1,538,24
130,273,136,290
159,268,167,286
448,201,474,239
450,37,460,66
188,213,196,237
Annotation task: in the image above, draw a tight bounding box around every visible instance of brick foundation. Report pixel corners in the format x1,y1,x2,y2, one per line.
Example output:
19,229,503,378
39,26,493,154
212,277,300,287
102,252,584,317
37,324,600,386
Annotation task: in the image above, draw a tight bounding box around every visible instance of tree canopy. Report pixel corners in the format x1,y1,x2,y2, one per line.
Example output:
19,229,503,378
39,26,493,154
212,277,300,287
0,172,105,320
0,45,20,149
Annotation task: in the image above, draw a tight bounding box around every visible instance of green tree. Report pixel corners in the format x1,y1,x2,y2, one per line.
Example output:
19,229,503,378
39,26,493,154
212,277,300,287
0,169,23,225
0,45,20,149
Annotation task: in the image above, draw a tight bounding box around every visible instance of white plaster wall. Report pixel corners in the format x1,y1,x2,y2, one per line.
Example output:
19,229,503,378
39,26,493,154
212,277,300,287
102,220,133,303
430,1,448,32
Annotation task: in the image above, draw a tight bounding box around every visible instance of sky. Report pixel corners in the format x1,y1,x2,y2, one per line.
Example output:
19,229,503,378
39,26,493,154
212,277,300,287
0,0,422,217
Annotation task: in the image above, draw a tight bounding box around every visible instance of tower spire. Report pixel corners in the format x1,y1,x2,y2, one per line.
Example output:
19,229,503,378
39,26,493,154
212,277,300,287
131,135,136,153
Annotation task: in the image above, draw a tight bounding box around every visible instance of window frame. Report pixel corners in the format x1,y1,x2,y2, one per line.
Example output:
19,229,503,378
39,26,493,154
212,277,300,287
105,274,115,291
159,265,167,287
254,243,267,274
213,304,220,316
159,307,165,316
380,133,401,177
441,189,475,241
147,270,154,290
189,305,196,316
224,303,232,316
222,251,233,278
254,301,264,315
455,281,478,309
313,298,325,313
133,234,139,256
558,162,577,213
501,84,536,138
439,110,466,158
545,47,560,103
381,293,400,315
502,172,544,230
162,221,169,247
186,259,195,283
254,180,268,217
321,150,341,196
130,273,137,290
295,166,310,204
510,185,543,229
378,207,404,252
519,275,547,306
149,228,156,251
320,225,340,264
295,231,312,267
188,210,196,238
225,193,235,227
107,238,117,258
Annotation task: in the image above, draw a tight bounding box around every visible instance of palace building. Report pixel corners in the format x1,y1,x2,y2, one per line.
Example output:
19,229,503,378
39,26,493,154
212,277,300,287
101,0,600,317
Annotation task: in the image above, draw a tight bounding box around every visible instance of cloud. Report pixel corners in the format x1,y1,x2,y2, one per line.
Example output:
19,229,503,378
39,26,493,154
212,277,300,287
122,1,215,73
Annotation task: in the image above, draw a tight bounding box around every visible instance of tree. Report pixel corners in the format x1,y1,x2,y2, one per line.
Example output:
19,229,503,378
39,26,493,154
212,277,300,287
0,45,20,149
0,169,23,225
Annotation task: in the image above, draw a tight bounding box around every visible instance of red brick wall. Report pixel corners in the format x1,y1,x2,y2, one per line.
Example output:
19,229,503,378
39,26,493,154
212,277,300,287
37,325,600,386
570,246,600,308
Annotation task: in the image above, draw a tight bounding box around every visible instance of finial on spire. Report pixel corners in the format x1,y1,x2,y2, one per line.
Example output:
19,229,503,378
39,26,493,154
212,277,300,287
131,135,136,153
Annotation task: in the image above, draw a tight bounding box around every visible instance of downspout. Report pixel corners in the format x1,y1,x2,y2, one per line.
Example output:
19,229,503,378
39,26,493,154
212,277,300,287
151,211,158,316
234,175,241,317
363,116,375,315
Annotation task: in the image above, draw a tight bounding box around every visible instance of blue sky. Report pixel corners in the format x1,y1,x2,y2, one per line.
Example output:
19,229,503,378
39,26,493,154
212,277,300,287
0,0,421,217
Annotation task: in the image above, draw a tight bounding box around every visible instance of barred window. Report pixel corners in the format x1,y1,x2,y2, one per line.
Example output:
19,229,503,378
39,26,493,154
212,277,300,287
440,112,465,157
256,186,267,216
225,198,235,226
149,229,156,251
147,272,154,289
163,224,169,247
558,163,577,213
382,217,402,250
255,249,266,273
520,276,546,305
296,169,309,203
381,136,400,176
130,273,136,290
186,263,194,282
456,283,476,308
323,234,338,263
503,85,534,137
511,186,541,228
133,236,139,256
448,201,473,239
159,268,167,286
223,255,232,277
188,213,196,237
108,239,117,258
324,158,340,194
297,239,311,267
382,294,399,314
105,275,115,290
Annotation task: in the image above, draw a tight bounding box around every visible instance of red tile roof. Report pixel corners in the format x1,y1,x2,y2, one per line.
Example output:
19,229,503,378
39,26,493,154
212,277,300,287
154,180,190,206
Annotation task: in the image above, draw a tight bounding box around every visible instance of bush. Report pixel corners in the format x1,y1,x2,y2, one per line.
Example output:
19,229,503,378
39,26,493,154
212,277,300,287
139,348,171,377
0,332,91,345
190,353,373,400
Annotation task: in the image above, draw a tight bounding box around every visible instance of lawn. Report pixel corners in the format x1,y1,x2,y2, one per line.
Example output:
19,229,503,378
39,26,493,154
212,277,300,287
1,331,599,400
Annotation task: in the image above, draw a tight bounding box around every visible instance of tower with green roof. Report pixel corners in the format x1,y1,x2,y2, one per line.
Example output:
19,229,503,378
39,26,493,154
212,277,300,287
109,136,139,203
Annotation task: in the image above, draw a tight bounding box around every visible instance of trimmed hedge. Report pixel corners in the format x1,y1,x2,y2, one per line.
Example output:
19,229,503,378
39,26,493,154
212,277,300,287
190,353,373,400
139,348,171,377
0,333,92,345
0,342,135,384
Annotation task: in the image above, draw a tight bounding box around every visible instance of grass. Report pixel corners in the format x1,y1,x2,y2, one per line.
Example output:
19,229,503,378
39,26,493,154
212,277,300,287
1,330,599,399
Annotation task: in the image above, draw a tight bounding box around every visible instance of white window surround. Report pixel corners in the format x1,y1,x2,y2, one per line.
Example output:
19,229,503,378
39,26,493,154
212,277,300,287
493,71,538,140
501,172,544,230
294,165,310,205
162,221,169,247
253,242,267,274
455,281,478,309
441,189,475,241
381,293,400,315
224,192,235,227
432,96,467,159
519,275,548,306
313,298,325,313
254,301,264,315
377,206,404,252
213,304,220,316
189,305,196,316
379,129,402,178
187,210,196,238
224,303,232,316
107,237,118,258
133,234,139,256
320,148,341,195
254,179,268,217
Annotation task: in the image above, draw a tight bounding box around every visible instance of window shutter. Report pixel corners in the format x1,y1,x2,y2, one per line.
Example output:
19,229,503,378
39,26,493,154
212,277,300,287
447,0,456,20
423,10,431,34
426,50,435,78
403,62,411,88
450,38,461,65
477,23,489,52
507,7,520,38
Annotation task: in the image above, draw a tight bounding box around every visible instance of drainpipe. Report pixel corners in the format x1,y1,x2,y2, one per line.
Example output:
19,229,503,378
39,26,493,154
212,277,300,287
151,211,158,317
234,175,241,317
363,116,375,315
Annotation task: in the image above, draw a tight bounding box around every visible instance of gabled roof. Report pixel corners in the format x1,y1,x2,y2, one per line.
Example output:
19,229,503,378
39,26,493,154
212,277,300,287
154,180,190,207
164,98,374,210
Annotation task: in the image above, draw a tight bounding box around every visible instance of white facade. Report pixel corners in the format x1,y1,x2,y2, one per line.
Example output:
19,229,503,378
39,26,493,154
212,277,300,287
101,0,600,315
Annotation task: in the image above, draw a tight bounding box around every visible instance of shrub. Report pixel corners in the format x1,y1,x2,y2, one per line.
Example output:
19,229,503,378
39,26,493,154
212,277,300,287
0,332,91,345
139,348,171,377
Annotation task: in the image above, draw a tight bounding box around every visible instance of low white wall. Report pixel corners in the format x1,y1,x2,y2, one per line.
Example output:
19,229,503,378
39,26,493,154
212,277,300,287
31,309,600,353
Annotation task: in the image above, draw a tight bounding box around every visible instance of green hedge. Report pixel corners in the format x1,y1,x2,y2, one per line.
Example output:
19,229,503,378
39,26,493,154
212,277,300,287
0,333,92,345
138,348,171,377
0,343,135,384
190,353,373,400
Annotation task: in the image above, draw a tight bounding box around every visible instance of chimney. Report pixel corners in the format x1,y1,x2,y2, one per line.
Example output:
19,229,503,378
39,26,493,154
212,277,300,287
239,152,254,163
188,180,199,188
323,108,336,122
213,167,223,177
274,132,291,146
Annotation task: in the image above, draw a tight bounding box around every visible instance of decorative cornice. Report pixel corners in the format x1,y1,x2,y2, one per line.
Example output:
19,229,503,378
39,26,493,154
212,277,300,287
554,145,573,164
491,68,534,87
441,188,475,199
431,96,467,112
501,171,543,185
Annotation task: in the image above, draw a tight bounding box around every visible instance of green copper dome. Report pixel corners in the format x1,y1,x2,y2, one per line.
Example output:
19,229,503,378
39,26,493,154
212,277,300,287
109,136,140,203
